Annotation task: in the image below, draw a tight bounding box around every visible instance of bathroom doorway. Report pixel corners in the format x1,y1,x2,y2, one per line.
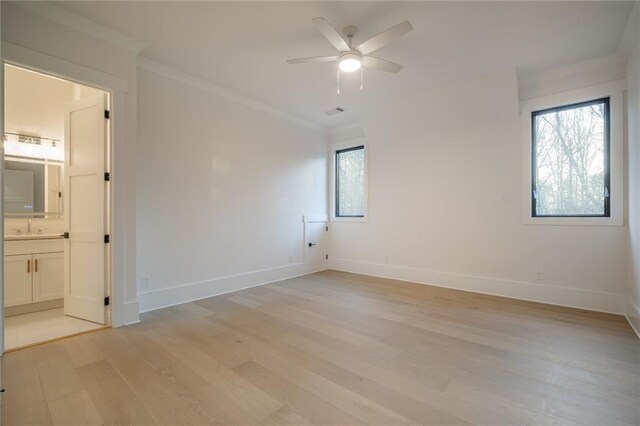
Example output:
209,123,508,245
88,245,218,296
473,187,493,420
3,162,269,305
2,64,111,351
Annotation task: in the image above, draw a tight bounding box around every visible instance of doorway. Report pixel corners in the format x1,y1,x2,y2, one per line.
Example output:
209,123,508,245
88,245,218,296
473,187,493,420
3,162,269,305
304,215,328,269
2,64,111,351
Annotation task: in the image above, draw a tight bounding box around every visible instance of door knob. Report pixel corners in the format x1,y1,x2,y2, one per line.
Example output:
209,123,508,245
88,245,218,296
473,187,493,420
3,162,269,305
308,242,316,247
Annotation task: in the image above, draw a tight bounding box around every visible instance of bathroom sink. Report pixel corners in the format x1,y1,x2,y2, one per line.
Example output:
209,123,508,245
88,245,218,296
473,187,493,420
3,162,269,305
4,233,64,241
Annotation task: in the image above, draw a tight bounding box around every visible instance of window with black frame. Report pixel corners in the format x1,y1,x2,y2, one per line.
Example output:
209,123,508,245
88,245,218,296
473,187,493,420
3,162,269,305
335,145,365,217
531,97,610,217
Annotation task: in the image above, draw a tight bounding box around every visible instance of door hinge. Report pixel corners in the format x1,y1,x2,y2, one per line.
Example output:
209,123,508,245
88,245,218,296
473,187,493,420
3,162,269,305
104,296,110,306
104,172,110,182
104,110,110,119
326,254,329,260
104,235,110,244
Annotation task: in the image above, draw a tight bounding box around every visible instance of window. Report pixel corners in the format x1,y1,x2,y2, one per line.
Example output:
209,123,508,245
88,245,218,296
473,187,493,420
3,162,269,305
335,145,365,217
531,97,610,217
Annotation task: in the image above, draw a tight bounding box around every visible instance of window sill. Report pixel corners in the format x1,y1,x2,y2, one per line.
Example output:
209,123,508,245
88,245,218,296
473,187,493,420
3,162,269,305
523,216,623,226
331,216,368,223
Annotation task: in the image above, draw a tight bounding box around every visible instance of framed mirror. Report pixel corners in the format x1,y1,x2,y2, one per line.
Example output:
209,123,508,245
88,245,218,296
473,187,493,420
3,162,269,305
4,156,64,218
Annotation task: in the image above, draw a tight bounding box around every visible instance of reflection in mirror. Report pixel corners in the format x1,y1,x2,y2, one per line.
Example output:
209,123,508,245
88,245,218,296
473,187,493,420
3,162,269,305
4,156,63,218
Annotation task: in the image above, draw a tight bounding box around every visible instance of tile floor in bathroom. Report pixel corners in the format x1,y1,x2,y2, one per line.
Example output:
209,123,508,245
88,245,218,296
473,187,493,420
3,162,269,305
4,307,105,350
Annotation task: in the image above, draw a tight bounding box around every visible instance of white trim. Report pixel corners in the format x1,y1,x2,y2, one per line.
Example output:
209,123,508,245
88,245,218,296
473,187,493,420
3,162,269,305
517,54,626,99
303,214,328,223
138,263,329,313
2,42,128,93
123,301,140,326
0,33,6,354
626,296,640,340
520,80,625,226
11,2,145,54
138,56,325,135
329,258,625,315
329,137,369,222
2,43,139,329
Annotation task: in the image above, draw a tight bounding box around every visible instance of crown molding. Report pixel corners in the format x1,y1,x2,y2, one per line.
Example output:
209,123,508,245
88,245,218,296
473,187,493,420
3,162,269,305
12,1,145,55
138,56,327,135
517,54,626,102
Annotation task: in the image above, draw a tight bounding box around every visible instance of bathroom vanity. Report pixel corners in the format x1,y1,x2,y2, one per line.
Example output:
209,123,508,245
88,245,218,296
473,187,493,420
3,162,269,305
4,235,64,313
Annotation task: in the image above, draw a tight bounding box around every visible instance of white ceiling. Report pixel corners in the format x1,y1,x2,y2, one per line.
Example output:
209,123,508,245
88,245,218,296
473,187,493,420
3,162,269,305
55,1,634,129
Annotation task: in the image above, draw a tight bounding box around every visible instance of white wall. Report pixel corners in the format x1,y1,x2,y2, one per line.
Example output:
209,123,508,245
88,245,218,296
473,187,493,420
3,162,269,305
136,64,327,311
4,65,73,143
625,4,640,336
3,66,71,235
330,68,628,314
1,2,140,325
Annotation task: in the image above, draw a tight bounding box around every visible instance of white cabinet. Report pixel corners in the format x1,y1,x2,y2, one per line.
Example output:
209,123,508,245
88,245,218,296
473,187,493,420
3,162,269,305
4,239,64,308
33,252,64,302
4,255,33,307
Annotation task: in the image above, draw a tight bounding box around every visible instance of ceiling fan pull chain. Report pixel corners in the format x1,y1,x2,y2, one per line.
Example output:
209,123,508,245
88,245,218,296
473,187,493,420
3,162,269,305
337,68,340,95
360,67,364,91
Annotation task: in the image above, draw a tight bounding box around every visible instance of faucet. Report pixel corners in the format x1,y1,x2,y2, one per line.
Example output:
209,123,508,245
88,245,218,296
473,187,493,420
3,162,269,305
26,218,32,235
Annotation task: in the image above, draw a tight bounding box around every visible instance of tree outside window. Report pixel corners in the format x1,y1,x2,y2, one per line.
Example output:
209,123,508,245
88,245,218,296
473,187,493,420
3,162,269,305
532,98,610,217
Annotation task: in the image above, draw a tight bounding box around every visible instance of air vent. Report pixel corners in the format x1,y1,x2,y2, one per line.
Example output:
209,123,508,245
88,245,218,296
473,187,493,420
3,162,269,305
325,107,345,116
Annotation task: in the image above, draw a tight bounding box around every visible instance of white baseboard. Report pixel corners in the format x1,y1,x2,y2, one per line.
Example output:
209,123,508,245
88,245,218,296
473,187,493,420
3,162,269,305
121,300,141,326
139,262,329,313
329,258,625,315
626,296,640,340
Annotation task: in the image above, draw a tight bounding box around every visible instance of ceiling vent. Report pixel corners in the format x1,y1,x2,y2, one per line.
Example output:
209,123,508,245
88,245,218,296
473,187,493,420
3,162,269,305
325,107,345,116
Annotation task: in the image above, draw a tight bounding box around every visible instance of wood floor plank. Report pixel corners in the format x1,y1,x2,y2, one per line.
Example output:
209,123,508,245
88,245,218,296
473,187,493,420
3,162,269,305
76,359,156,426
1,348,53,426
2,270,638,425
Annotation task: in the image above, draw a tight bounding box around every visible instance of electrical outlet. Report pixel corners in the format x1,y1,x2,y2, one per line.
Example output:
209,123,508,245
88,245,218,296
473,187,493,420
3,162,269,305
142,276,150,288
535,270,544,281
288,255,293,264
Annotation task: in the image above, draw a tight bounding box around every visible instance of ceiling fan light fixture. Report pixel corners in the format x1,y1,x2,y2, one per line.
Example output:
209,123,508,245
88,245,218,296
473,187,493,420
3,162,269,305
338,53,362,72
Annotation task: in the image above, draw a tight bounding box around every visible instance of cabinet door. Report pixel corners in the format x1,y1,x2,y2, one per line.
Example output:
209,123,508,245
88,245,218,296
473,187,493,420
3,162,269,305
4,255,32,307
33,252,64,302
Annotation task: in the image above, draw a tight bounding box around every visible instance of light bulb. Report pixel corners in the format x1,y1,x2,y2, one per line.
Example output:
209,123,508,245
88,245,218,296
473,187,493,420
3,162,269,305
339,53,362,73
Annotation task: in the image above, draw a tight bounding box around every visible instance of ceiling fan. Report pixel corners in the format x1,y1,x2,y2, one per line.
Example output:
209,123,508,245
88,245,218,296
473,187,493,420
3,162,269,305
287,17,413,75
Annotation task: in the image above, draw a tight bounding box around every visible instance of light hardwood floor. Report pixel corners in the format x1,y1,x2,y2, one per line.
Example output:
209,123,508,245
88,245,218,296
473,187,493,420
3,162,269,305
1,270,639,425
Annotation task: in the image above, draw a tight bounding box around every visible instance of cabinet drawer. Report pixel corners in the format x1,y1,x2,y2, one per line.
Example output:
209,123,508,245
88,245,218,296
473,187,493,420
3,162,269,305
5,239,64,256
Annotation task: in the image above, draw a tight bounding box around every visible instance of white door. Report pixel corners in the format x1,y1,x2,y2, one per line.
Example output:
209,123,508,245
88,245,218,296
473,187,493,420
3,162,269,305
64,93,107,324
305,221,327,269
33,252,64,302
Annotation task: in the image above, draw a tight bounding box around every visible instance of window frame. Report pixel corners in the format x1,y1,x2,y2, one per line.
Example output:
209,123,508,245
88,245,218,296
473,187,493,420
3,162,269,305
330,138,368,222
521,80,624,226
530,97,611,218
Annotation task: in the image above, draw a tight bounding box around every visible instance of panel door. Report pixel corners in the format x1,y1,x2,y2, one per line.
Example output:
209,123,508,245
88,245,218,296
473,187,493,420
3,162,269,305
305,222,327,269
64,93,107,324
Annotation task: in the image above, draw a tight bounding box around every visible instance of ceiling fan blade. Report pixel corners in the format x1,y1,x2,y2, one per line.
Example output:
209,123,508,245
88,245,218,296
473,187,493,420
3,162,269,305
287,55,340,64
362,56,404,73
356,21,413,56
312,17,351,52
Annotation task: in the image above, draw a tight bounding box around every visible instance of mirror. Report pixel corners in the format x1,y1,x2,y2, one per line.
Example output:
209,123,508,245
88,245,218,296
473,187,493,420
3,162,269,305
4,157,63,218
